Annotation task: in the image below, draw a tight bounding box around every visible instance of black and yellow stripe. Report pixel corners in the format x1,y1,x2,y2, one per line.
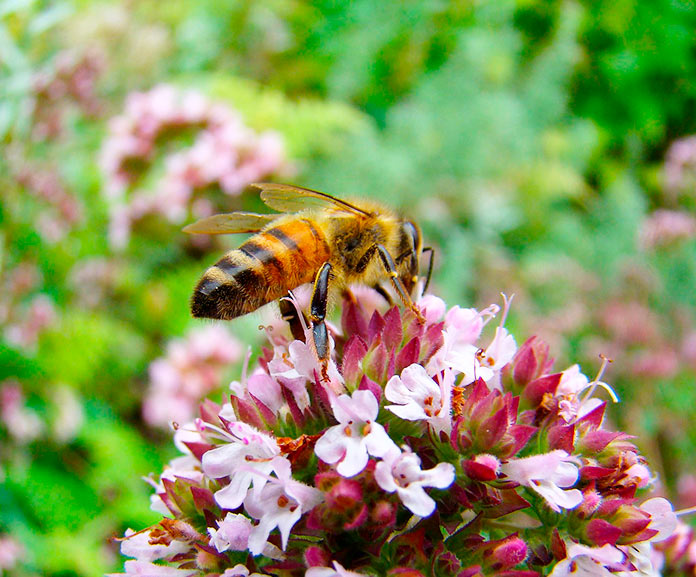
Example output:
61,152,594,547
190,219,331,320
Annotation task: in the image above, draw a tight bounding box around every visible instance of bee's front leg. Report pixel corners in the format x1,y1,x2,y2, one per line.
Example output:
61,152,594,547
357,244,426,323
310,262,332,380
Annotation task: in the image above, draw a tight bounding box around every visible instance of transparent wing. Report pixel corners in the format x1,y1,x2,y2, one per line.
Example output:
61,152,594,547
252,182,371,216
182,212,279,235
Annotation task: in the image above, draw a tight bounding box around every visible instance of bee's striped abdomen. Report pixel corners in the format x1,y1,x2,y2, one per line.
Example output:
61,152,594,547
190,218,331,320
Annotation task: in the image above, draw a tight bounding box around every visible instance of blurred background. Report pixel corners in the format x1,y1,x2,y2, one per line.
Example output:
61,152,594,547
2,0,696,574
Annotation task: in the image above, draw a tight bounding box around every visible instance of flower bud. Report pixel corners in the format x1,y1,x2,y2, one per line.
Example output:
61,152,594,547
304,545,330,568
482,535,528,571
462,454,501,481
504,336,551,389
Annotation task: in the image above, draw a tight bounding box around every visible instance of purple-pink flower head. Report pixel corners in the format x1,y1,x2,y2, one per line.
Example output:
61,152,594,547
113,290,678,576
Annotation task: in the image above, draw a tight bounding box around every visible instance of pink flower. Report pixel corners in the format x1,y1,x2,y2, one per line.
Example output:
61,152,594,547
0,381,44,443
208,513,252,553
143,326,242,428
426,301,504,384
385,364,452,435
100,84,289,248
202,421,281,510
244,457,323,554
0,536,23,570
501,450,582,512
314,390,398,477
374,447,455,517
640,498,677,543
639,209,696,249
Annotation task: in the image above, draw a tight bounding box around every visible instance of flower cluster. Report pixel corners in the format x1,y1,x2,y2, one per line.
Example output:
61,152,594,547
10,157,84,244
638,210,696,251
99,84,289,248
31,49,104,140
143,326,244,429
114,290,681,576
0,380,83,447
664,136,696,198
0,263,57,352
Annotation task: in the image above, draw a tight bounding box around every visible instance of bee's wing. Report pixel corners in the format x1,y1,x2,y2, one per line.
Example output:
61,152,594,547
182,212,279,235
252,182,371,216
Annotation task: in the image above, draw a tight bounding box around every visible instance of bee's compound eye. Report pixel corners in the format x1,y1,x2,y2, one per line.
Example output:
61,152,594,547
403,221,421,253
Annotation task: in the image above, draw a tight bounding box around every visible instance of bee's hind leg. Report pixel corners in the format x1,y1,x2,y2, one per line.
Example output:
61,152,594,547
310,262,332,380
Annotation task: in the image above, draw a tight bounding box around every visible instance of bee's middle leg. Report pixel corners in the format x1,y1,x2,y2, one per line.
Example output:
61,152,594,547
310,262,332,378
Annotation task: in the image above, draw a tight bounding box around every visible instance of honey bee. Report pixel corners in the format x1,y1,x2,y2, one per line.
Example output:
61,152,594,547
184,183,432,364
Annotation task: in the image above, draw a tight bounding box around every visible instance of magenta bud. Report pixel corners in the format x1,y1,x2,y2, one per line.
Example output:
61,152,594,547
371,499,397,527
304,546,330,568
512,336,550,386
577,430,624,453
326,478,364,511
463,454,501,481
383,306,403,351
522,373,561,407
342,335,368,385
396,336,420,373
586,518,622,546
577,489,602,517
487,535,528,570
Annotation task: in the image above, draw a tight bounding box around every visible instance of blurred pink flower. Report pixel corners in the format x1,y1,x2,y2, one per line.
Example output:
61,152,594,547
142,325,243,428
68,257,122,308
677,474,696,508
0,380,44,443
664,136,696,196
0,535,23,570
32,49,104,140
639,209,696,250
4,294,57,351
631,347,680,380
10,160,83,243
99,84,290,248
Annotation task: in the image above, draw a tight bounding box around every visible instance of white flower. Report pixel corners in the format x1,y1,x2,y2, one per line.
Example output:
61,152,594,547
549,543,625,577
501,450,582,512
244,457,323,555
385,364,453,435
616,542,662,577
305,561,371,577
220,565,271,577
314,390,398,477
120,529,190,562
108,560,198,577
556,364,619,423
201,421,280,510
374,447,455,517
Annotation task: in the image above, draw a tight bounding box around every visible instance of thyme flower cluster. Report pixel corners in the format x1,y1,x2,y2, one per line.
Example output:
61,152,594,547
99,84,288,249
114,290,680,576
